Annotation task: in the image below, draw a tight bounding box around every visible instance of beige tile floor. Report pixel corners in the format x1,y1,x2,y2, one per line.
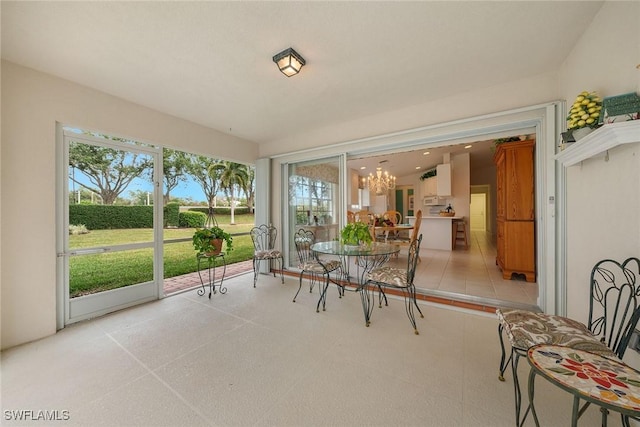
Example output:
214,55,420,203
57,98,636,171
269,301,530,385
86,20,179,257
385,230,539,310
2,272,606,427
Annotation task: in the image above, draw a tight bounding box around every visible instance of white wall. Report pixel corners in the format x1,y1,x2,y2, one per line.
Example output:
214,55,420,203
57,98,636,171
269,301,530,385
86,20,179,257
259,71,560,158
557,1,640,367
0,61,259,349
558,1,640,324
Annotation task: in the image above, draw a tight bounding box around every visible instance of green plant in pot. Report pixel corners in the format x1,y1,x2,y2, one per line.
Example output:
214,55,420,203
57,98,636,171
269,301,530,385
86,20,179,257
192,226,233,255
340,221,373,246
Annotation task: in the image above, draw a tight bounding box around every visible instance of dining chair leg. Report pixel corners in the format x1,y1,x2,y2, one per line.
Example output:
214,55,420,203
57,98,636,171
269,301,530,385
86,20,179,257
403,288,419,335
316,274,330,312
377,285,388,308
252,259,259,288
412,286,424,318
498,323,511,381
292,273,305,303
278,256,284,283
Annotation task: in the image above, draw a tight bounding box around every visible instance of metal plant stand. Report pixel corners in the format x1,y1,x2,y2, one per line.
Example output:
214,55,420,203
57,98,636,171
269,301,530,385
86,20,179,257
196,253,227,298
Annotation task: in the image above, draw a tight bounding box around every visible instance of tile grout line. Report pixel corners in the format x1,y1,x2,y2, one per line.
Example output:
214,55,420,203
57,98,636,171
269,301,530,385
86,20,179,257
104,332,217,427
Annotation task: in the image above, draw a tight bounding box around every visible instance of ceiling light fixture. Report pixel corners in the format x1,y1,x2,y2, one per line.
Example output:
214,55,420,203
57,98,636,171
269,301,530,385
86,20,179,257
367,166,396,195
465,145,472,149
272,47,306,77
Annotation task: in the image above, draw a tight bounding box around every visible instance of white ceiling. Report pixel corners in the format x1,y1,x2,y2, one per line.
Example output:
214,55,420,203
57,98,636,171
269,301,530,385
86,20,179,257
2,1,602,153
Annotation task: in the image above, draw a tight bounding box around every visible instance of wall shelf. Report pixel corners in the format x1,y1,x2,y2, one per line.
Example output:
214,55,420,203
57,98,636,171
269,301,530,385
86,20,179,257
556,121,640,167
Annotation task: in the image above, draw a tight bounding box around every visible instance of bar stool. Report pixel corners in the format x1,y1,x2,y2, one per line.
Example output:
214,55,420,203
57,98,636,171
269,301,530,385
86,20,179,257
452,218,468,249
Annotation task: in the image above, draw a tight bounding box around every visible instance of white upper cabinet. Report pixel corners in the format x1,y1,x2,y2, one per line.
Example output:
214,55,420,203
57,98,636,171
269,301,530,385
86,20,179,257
436,164,451,196
422,176,437,196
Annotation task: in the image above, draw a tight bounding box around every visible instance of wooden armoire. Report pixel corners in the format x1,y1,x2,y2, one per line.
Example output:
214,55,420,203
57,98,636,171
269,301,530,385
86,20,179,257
493,139,536,282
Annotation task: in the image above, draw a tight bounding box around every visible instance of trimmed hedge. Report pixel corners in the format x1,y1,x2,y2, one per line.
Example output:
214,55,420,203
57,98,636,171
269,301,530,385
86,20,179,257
70,203,181,229
164,202,180,227
69,205,153,229
179,211,206,228
188,206,250,216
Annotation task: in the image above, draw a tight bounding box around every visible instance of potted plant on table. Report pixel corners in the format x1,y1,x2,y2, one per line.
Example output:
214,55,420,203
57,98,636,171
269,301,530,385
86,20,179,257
192,226,233,256
340,221,373,247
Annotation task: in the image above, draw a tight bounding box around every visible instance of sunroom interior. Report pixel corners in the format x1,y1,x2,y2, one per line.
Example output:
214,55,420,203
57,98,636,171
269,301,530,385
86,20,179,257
2,1,640,425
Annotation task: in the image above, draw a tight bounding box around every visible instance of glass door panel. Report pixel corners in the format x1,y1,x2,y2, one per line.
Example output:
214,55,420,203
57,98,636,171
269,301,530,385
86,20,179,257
63,130,161,323
285,156,343,269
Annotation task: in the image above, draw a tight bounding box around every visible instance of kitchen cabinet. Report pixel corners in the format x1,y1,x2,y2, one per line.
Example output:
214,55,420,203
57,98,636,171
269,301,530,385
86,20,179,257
494,139,535,282
421,164,452,197
436,164,451,196
422,176,437,196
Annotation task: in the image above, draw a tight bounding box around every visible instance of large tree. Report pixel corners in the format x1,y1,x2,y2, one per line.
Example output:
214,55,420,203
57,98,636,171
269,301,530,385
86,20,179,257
244,165,255,214
68,141,153,205
162,148,189,205
212,161,249,225
186,155,222,211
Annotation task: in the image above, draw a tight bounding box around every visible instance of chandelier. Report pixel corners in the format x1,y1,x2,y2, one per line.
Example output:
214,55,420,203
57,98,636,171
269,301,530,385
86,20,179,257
367,167,396,195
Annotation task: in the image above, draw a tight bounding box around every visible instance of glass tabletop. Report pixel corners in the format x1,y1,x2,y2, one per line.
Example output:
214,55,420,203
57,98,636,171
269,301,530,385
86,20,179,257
311,241,400,257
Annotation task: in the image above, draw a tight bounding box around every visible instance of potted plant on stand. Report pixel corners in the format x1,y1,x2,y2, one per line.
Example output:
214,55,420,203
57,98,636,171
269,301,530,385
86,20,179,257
340,221,373,248
192,226,233,256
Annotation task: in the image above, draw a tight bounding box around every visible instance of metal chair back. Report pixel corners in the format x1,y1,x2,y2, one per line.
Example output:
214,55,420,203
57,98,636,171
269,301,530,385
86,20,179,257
294,229,316,265
250,224,277,253
406,234,422,285
588,257,640,358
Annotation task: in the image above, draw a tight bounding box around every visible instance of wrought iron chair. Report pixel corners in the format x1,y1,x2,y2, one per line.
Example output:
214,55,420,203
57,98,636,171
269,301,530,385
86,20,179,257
496,257,640,426
292,229,343,312
387,209,422,262
249,224,284,288
364,234,424,334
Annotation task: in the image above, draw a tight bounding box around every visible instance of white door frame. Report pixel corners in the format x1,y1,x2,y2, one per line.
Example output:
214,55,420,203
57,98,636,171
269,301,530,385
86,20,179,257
57,126,163,328
270,102,561,314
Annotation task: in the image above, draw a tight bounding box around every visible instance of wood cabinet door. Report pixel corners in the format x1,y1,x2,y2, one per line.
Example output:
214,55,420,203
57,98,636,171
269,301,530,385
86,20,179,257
496,219,505,268
504,221,535,273
505,141,535,220
495,151,505,220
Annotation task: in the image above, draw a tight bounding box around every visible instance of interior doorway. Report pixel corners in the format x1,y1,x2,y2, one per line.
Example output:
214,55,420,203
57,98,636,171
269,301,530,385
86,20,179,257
470,184,491,235
470,193,487,231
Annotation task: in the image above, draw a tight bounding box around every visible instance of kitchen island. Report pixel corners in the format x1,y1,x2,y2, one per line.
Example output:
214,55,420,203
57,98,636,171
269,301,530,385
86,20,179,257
407,215,462,250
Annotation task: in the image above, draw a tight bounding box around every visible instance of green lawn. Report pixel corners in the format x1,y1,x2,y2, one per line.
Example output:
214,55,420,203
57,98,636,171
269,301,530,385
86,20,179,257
69,214,257,298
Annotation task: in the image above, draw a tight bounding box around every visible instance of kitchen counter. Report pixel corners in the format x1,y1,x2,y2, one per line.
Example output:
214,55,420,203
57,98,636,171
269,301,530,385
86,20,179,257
406,215,461,250
424,215,462,220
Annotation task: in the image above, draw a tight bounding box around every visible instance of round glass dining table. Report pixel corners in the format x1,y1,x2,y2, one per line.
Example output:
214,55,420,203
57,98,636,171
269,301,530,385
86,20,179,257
311,241,400,325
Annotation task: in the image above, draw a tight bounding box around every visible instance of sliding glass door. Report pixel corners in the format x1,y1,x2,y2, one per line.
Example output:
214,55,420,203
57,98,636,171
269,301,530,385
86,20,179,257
285,156,344,268
60,129,162,324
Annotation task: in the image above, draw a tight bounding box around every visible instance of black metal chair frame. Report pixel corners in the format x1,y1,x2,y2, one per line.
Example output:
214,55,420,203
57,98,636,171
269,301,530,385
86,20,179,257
292,229,343,312
498,257,640,426
364,234,424,334
249,224,284,288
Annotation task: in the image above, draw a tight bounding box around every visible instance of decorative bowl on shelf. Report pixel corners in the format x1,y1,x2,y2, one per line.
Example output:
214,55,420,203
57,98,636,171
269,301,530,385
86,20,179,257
439,211,455,217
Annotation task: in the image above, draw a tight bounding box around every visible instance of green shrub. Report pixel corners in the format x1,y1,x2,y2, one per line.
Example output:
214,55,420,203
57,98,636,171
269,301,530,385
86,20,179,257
69,205,153,229
179,211,206,228
164,202,180,227
187,206,250,216
69,224,89,235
